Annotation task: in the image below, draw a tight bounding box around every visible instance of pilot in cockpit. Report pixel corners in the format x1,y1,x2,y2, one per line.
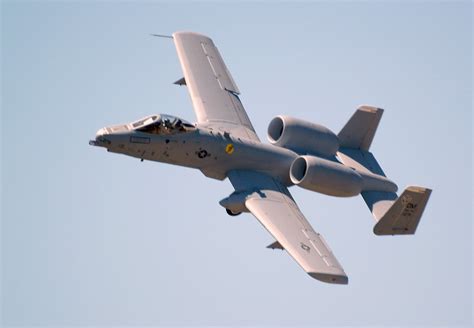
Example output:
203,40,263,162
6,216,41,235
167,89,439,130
135,115,193,135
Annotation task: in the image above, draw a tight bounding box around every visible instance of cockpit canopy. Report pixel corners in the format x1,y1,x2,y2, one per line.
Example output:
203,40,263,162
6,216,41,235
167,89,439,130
131,114,194,135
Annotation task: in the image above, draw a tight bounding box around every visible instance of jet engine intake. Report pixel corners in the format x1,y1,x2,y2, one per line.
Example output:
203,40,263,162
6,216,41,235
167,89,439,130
267,116,339,157
290,156,398,197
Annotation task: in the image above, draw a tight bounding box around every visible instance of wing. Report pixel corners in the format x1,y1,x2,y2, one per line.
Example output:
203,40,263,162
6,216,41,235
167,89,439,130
228,170,348,284
173,32,259,141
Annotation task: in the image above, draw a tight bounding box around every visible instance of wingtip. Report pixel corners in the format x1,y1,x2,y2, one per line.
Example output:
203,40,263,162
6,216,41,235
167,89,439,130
357,105,384,115
308,272,349,285
172,31,211,40
406,185,433,194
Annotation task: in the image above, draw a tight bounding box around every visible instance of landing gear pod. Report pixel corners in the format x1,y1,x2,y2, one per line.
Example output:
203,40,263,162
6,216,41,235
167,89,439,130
226,209,242,216
219,191,248,215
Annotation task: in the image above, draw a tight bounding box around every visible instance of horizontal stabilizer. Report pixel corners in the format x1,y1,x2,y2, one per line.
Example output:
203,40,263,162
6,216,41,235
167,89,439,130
373,186,432,235
338,142,432,235
338,106,383,151
267,241,284,250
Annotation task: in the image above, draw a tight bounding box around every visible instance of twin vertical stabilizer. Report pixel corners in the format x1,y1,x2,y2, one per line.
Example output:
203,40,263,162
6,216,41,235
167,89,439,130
337,106,432,235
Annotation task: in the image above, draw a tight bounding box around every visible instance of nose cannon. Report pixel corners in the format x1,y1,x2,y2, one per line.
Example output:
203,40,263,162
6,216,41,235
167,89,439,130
89,127,111,147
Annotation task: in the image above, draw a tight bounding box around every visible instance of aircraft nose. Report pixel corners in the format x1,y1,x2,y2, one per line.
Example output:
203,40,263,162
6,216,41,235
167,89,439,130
89,127,111,147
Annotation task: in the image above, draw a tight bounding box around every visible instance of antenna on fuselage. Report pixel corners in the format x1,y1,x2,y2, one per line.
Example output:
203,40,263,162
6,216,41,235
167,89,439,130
150,34,173,39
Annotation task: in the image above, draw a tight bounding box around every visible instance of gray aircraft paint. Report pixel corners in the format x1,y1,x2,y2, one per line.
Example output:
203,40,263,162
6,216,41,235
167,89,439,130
90,32,431,284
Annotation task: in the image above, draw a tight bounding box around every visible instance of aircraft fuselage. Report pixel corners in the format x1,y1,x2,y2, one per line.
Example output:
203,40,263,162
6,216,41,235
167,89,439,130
91,123,297,184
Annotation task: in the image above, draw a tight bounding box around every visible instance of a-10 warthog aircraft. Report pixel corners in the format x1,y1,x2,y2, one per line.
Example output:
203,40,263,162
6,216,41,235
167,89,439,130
90,32,431,284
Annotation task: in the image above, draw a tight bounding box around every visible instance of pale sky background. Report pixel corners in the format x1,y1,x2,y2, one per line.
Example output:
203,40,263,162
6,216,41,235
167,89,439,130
1,1,472,327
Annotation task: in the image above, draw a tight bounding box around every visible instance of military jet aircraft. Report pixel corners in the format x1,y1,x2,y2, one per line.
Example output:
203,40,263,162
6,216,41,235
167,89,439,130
90,32,431,284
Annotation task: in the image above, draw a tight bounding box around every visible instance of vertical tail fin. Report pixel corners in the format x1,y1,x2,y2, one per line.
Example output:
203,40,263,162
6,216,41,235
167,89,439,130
372,187,432,235
338,105,384,151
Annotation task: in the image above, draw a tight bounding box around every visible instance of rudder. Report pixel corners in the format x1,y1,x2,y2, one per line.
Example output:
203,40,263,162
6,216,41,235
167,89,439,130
373,187,432,235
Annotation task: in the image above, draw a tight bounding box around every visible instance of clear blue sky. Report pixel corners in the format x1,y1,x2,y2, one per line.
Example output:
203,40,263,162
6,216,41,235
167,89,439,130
2,1,472,327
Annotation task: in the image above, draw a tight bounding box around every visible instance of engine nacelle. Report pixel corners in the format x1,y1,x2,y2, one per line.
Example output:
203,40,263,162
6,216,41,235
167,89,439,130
267,116,339,157
290,156,398,197
290,156,362,197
